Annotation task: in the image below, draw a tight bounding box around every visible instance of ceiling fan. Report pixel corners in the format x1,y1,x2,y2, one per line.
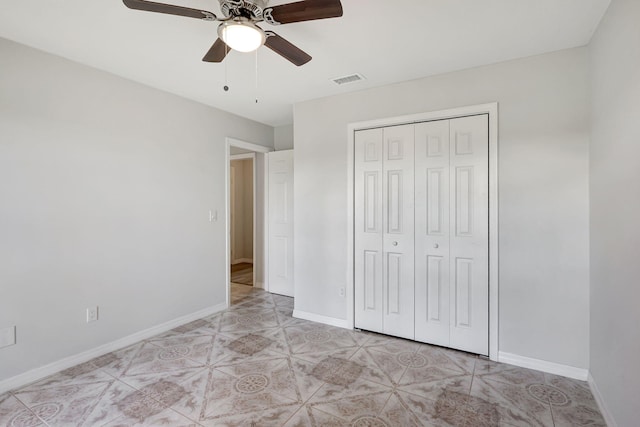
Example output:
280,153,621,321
122,0,343,66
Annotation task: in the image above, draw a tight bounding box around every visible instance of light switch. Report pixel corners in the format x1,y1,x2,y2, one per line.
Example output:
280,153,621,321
0,326,16,349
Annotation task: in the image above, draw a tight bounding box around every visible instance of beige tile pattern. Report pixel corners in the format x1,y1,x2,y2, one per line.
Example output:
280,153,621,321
0,284,605,426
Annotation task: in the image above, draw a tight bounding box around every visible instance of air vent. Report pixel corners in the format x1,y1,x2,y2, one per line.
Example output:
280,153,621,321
331,73,366,86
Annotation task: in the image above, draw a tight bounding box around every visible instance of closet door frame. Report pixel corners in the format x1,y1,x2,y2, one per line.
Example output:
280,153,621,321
346,103,499,361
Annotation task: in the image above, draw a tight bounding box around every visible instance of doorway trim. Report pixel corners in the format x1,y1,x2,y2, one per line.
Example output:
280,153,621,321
225,137,273,308
345,103,499,361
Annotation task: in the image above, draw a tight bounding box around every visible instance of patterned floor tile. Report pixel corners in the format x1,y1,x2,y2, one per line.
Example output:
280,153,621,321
201,403,301,427
398,374,473,401
219,307,281,333
195,357,303,423
306,391,392,425
475,359,546,386
13,378,140,427
283,405,315,427
283,322,367,355
309,375,392,404
379,391,429,426
91,342,147,379
118,339,209,377
103,405,199,426
14,360,114,394
154,316,221,340
543,374,606,427
207,329,289,367
0,285,606,427
349,347,406,386
0,393,45,427
469,377,555,426
362,334,422,354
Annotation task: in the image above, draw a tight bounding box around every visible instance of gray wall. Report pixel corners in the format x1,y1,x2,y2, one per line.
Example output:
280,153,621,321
590,0,640,425
294,48,590,369
274,124,294,150
0,38,273,381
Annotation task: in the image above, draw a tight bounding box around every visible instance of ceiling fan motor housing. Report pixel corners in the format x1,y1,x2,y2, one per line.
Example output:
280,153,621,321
219,0,267,20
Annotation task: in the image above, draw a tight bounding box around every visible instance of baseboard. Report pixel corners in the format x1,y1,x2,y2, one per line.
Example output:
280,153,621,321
231,259,253,265
0,302,227,395
293,309,350,329
588,372,617,427
254,281,265,289
497,351,588,381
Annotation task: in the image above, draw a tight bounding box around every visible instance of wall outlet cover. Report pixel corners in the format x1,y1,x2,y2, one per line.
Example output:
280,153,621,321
0,326,16,348
86,307,99,323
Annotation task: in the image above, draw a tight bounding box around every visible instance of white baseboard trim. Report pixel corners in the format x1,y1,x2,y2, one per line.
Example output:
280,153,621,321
293,310,350,329
0,302,227,395
588,372,617,427
231,259,253,265
254,281,265,289
497,351,588,381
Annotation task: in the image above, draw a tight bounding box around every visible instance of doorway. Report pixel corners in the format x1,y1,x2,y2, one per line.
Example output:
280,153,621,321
225,138,272,307
230,155,255,287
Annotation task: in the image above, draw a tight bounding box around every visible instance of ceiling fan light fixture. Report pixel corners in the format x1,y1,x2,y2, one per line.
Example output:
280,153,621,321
218,19,265,53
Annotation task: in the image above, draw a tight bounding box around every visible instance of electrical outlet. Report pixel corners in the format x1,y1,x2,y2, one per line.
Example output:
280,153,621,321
86,307,99,323
339,287,345,297
0,326,16,349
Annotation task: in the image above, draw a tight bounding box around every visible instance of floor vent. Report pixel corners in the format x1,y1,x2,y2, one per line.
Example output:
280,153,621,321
331,73,366,85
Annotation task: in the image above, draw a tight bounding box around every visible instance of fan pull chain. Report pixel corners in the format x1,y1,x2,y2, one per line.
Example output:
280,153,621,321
223,44,229,92
255,49,259,104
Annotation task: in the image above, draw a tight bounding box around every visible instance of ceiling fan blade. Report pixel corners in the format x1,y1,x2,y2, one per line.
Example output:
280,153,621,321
122,0,217,21
264,31,312,66
263,0,343,25
202,38,229,63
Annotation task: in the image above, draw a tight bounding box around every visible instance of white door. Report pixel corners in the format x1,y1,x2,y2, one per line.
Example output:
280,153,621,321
448,115,489,355
414,115,489,355
267,150,294,297
354,125,415,340
354,128,384,332
382,125,415,339
414,119,451,347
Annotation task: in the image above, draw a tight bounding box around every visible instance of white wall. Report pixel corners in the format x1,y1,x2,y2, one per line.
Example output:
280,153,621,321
274,124,294,150
294,48,590,369
589,0,640,425
0,38,273,382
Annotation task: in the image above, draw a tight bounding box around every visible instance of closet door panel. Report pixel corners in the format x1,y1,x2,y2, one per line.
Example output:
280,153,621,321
415,120,451,346
382,125,415,339
354,128,384,332
449,114,489,356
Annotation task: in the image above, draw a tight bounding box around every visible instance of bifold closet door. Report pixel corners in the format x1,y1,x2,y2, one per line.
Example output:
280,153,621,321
414,120,451,347
354,128,384,333
354,125,415,339
414,115,489,356
382,125,415,339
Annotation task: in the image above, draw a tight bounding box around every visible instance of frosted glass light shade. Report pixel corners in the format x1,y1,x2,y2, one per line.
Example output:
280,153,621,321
218,21,265,53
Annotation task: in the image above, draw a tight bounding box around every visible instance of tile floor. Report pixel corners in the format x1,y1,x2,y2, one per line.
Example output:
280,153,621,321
0,284,605,426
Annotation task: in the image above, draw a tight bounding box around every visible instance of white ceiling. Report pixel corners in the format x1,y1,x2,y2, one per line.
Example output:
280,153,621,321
0,0,610,127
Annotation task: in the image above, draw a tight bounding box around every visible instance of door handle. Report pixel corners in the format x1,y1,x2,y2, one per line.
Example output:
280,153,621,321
392,241,398,246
